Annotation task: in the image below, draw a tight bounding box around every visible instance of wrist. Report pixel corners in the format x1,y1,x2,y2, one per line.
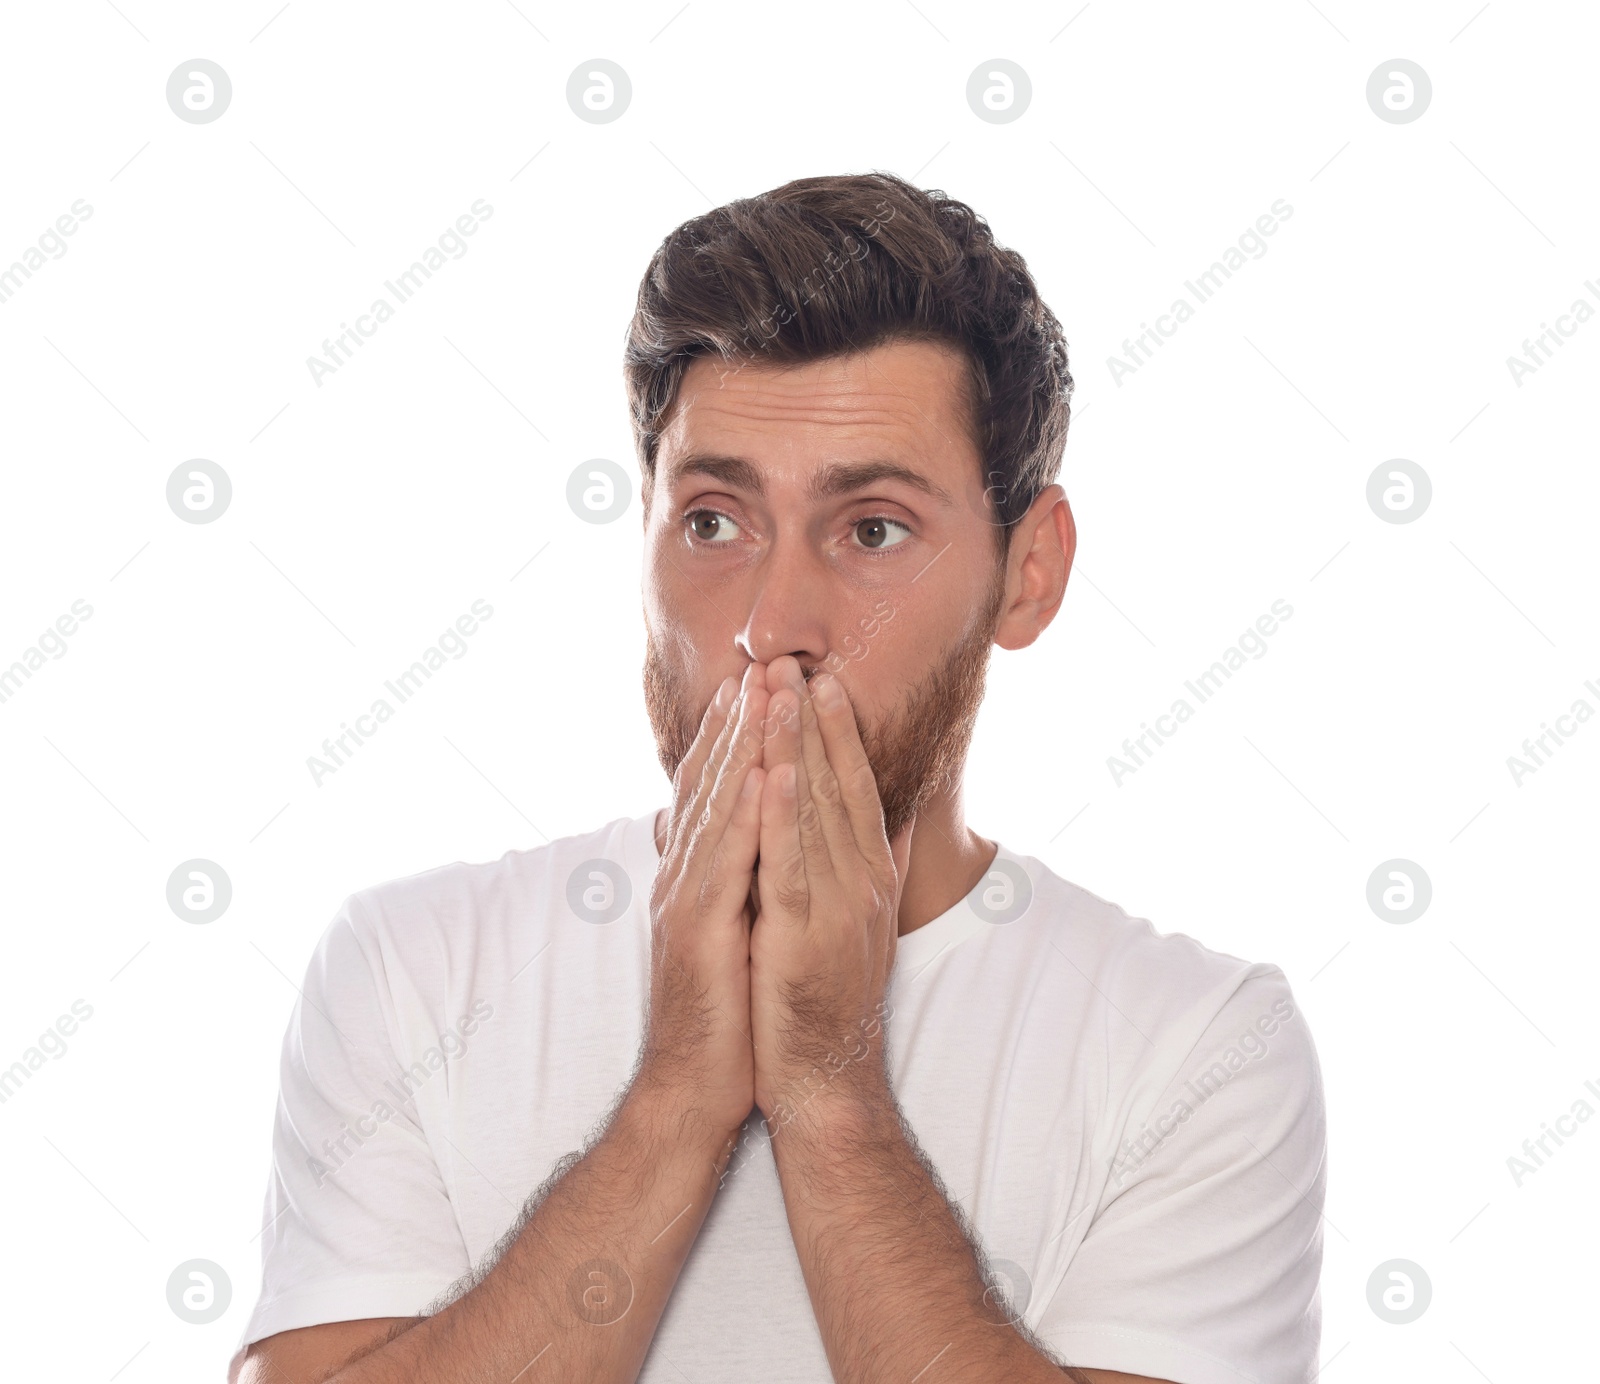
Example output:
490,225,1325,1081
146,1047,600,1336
623,1068,748,1164
762,1062,897,1152
764,1080,904,1207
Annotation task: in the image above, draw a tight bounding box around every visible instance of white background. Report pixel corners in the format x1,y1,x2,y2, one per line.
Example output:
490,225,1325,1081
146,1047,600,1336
1,1,1595,1380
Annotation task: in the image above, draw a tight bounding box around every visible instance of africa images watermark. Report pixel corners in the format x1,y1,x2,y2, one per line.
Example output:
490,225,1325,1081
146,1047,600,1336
306,598,494,785
1108,599,1295,785
712,197,896,391
1505,1071,1600,1188
1107,199,1294,386
716,998,896,1190
308,998,494,1188
1504,675,1600,786
1110,993,1298,1188
0,1000,95,1107
0,199,94,308
305,198,494,386
0,599,95,708
1505,277,1600,386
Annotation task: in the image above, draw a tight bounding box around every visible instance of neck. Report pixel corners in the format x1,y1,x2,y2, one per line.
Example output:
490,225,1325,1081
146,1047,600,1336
651,780,995,940
892,778,996,938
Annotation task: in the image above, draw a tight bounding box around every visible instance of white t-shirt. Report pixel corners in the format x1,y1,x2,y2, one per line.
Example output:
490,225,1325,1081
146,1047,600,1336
237,809,1325,1383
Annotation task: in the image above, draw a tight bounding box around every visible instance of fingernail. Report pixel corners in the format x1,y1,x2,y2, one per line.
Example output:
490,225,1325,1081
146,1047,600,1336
813,672,843,707
715,676,737,712
783,766,798,797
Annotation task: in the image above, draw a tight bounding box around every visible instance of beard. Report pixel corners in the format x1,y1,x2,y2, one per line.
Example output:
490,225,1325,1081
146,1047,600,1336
642,566,1006,852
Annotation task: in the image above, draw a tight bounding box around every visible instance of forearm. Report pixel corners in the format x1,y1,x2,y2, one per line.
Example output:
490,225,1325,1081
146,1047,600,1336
326,1080,735,1384
771,1084,1063,1384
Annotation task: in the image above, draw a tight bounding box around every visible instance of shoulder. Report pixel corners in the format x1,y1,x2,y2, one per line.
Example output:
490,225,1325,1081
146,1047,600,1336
331,811,650,965
1008,854,1323,1170
1020,853,1277,1003
1009,849,1311,1067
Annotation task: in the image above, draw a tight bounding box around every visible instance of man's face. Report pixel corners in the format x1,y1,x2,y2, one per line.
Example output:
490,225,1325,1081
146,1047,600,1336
641,337,1009,844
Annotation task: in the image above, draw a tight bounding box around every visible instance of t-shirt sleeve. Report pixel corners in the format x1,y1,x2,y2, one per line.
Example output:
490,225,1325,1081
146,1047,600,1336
236,893,472,1353
1033,966,1327,1384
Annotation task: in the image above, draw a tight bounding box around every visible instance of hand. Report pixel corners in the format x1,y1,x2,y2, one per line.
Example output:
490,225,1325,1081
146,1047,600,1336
635,662,771,1142
749,657,915,1129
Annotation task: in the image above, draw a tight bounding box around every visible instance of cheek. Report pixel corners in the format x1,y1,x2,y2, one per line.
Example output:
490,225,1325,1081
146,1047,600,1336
643,532,697,634
820,594,918,703
645,559,733,691
841,587,923,654
642,558,672,628
656,599,725,666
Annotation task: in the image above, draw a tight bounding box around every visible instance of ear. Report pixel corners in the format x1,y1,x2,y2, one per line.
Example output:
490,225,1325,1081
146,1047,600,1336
994,484,1074,652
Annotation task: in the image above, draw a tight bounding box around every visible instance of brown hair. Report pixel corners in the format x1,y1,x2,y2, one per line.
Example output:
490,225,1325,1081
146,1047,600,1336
623,170,1073,560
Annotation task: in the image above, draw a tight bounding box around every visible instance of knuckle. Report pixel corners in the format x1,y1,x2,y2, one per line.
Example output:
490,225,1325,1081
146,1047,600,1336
694,757,718,802
843,759,877,800
775,878,809,916
696,875,725,916
695,846,727,914
813,774,845,815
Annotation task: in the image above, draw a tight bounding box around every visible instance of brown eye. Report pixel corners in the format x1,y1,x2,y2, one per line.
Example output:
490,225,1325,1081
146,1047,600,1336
686,510,741,543
854,516,911,550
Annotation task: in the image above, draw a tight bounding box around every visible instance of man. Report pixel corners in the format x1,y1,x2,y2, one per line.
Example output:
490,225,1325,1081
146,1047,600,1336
232,171,1325,1383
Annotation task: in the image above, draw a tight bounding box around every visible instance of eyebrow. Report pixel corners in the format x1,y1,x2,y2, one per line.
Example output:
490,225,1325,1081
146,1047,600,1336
665,453,954,506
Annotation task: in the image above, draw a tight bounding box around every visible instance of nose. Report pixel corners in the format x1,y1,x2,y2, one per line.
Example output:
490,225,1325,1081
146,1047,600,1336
735,532,830,675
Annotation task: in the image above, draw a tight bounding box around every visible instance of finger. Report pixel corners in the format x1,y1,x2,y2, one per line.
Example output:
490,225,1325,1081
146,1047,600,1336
778,663,857,864
808,669,891,869
757,759,808,923
709,762,765,928
680,673,770,922
713,665,772,823
764,685,830,875
663,672,738,859
688,665,767,849
675,664,762,860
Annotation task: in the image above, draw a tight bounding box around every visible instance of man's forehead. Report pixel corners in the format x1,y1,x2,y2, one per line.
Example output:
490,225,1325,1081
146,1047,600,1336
660,339,976,476
663,451,956,506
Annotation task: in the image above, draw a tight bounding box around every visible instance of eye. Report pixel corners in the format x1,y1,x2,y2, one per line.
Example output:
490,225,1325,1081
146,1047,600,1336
852,515,913,551
684,509,742,544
